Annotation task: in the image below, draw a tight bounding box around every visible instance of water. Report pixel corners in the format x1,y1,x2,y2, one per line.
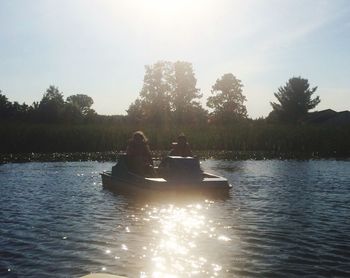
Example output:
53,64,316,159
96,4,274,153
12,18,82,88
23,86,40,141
0,160,349,277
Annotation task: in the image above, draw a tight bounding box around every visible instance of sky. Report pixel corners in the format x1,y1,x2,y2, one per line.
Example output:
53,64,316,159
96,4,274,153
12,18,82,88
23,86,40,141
0,0,349,118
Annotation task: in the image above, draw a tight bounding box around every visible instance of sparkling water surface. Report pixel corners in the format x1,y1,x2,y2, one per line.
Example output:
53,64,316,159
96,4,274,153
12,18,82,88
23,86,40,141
0,160,349,277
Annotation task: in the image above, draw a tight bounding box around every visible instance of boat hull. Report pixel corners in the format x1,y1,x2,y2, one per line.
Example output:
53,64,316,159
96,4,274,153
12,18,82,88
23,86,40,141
101,171,232,196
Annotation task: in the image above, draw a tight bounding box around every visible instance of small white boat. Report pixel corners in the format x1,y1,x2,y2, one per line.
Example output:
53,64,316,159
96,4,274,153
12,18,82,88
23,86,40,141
100,155,232,195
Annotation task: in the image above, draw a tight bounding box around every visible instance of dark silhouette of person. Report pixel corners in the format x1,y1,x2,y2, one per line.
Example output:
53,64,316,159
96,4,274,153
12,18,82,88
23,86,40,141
169,134,193,157
126,131,154,176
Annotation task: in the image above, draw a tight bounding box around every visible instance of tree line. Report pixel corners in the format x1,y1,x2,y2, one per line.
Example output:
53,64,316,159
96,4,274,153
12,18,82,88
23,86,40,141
2,60,349,157
0,86,97,124
0,60,322,125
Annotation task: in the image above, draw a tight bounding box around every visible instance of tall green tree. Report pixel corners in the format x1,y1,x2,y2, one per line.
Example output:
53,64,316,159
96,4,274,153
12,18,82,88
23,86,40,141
270,77,320,123
11,101,29,119
171,61,204,124
207,73,247,122
128,61,206,125
66,94,94,116
138,61,173,124
126,98,146,123
0,91,12,118
38,85,65,122
0,91,29,120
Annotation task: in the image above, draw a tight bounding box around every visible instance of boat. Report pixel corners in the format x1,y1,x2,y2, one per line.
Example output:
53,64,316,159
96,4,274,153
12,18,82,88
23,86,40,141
100,155,232,195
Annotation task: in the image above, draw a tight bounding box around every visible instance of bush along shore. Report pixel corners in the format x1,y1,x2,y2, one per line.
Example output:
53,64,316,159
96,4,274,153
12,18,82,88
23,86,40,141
1,150,349,164
1,122,350,163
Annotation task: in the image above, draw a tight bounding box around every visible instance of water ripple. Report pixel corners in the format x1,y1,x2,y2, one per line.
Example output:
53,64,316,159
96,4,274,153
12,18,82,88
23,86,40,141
1,160,350,277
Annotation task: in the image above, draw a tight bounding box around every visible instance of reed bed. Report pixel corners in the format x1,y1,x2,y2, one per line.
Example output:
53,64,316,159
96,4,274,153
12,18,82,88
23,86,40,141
1,122,349,158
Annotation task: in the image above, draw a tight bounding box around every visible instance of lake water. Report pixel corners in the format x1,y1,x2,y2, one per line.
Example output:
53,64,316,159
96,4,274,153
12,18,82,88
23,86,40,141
0,160,349,277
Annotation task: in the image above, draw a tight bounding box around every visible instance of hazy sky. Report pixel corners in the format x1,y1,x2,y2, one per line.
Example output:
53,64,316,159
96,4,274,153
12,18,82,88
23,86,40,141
1,0,349,118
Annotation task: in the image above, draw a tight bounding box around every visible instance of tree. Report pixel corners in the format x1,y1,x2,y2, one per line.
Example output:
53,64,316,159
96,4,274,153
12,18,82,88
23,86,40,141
0,91,12,118
207,73,247,122
38,85,65,122
138,61,173,124
66,94,94,116
61,102,83,123
171,61,203,123
127,61,206,125
0,91,29,120
10,101,29,119
40,85,64,106
126,98,146,123
270,77,320,123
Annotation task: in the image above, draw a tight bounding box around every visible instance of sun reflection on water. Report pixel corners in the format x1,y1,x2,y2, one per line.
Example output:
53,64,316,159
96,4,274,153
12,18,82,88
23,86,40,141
137,201,230,278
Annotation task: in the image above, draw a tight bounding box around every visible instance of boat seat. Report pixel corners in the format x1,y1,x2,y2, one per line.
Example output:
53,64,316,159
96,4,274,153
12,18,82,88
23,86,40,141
145,177,167,182
203,177,227,182
158,156,203,179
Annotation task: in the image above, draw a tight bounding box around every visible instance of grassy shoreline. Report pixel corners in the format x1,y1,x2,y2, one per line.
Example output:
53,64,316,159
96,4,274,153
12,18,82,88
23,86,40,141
1,150,349,164
1,123,350,162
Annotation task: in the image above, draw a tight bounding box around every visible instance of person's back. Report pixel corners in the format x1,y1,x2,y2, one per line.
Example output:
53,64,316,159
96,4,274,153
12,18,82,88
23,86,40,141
169,134,193,157
126,131,153,176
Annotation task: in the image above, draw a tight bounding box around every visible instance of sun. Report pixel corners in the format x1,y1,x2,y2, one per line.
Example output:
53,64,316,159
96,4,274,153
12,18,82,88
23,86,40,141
102,0,214,33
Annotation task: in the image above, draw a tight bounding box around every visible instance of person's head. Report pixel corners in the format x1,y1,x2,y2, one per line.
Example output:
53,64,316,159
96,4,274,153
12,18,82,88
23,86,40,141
177,134,187,146
132,131,148,144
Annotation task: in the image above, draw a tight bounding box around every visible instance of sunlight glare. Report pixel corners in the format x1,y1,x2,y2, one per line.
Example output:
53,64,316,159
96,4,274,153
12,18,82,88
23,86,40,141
96,0,220,48
142,202,226,277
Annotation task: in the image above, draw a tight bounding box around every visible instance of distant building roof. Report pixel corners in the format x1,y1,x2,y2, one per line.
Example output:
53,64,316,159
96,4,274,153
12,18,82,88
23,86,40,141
324,111,350,125
306,109,350,125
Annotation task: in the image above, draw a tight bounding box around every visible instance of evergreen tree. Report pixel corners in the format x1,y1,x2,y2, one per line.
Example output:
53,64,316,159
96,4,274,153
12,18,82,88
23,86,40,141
0,91,12,118
270,77,320,123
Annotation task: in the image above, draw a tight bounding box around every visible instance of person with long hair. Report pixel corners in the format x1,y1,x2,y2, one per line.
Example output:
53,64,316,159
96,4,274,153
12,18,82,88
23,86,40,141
126,131,154,176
